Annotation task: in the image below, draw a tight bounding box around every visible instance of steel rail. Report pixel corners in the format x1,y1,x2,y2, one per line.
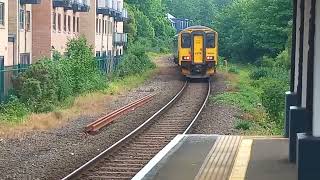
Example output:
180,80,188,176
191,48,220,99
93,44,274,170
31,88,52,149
85,93,157,133
61,81,188,180
183,80,211,134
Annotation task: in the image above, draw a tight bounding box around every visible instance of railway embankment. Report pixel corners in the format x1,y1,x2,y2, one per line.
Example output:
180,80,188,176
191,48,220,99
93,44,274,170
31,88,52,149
0,55,183,179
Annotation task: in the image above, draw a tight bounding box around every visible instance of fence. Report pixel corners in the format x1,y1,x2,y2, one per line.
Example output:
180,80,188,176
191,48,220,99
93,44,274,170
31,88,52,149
0,55,122,102
0,64,30,102
96,55,122,74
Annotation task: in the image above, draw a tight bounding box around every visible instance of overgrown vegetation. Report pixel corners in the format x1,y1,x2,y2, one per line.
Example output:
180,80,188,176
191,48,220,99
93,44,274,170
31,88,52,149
15,37,106,113
212,52,290,135
167,0,291,135
0,1,175,124
166,0,292,61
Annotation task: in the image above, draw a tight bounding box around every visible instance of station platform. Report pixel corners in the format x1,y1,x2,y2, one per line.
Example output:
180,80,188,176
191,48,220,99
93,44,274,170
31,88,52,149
132,135,297,180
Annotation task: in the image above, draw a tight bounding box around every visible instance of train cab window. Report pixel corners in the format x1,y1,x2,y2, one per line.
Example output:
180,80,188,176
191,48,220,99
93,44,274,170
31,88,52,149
181,33,191,48
206,33,215,48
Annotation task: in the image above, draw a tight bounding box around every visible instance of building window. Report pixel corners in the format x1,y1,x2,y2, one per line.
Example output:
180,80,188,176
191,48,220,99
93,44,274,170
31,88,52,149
96,18,98,33
99,19,102,34
19,9,25,29
73,16,75,32
68,16,71,32
53,13,56,31
107,21,110,34
96,51,101,57
20,53,30,65
102,51,106,57
0,2,4,26
104,20,107,34
77,17,79,32
109,21,112,34
63,14,66,32
58,14,61,31
102,20,105,34
26,11,31,31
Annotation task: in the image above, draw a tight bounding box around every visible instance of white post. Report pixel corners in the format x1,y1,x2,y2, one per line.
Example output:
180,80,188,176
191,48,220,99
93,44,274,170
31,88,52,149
294,0,302,93
313,0,320,137
302,0,311,108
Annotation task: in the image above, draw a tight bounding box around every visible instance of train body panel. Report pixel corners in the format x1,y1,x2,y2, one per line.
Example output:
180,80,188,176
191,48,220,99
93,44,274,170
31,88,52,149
174,26,218,79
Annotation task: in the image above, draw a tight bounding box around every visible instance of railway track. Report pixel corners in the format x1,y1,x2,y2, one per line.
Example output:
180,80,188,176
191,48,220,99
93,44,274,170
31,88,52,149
63,80,211,180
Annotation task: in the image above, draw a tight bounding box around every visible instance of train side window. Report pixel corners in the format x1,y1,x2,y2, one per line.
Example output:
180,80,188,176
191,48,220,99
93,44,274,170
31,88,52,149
206,33,215,48
181,33,191,48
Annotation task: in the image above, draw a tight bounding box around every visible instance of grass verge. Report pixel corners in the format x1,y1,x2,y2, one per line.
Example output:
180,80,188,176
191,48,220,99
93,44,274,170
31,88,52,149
210,66,284,136
0,55,160,138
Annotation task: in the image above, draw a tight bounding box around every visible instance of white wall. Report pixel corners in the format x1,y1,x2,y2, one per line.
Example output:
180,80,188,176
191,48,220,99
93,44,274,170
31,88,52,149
313,0,320,137
0,0,8,65
294,0,301,93
301,0,311,108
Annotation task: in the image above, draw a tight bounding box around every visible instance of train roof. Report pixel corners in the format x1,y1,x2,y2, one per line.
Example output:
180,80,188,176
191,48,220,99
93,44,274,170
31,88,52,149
182,26,216,32
185,26,212,30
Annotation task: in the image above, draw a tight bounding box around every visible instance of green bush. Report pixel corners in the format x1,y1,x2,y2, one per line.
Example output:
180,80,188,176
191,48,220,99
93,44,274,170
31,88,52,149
115,40,155,78
259,56,276,68
0,96,29,122
274,49,290,70
15,37,106,113
249,68,269,80
235,119,252,130
228,66,240,74
261,79,288,122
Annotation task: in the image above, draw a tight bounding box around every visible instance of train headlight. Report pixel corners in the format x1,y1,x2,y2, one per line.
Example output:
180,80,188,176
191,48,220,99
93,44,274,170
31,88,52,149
182,56,191,60
206,56,214,60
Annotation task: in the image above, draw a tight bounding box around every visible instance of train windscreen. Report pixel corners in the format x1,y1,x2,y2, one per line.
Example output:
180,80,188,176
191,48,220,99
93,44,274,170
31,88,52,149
181,33,191,48
206,33,215,48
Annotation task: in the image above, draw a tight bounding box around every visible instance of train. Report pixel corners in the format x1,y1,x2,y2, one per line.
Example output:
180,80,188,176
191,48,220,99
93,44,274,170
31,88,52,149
173,26,218,79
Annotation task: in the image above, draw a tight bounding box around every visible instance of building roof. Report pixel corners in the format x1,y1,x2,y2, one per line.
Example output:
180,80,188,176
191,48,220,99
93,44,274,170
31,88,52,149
167,13,176,19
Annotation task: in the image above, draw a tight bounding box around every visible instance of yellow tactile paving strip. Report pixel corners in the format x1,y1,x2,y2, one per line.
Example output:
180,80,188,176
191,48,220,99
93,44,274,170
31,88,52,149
228,139,253,180
195,136,243,180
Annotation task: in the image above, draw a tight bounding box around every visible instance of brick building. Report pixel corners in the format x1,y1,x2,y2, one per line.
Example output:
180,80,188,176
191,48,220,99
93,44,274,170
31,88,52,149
8,0,41,66
0,0,127,100
81,0,127,58
32,0,128,61
32,0,90,61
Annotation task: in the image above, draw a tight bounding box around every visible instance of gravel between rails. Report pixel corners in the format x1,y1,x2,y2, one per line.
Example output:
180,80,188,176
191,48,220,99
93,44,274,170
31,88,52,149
78,82,208,179
0,56,184,180
190,73,239,135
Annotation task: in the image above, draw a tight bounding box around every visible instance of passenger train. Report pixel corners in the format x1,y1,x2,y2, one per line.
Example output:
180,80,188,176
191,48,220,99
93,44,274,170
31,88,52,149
173,26,218,79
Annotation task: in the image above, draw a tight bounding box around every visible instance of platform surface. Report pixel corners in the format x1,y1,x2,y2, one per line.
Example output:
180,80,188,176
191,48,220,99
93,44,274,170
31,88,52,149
134,135,298,180
245,138,297,180
143,135,218,180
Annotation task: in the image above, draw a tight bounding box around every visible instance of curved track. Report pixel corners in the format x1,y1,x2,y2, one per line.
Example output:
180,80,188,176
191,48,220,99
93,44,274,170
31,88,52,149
63,80,211,180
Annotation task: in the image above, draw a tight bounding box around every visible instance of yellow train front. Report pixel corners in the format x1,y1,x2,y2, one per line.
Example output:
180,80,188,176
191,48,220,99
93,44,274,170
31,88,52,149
174,26,218,79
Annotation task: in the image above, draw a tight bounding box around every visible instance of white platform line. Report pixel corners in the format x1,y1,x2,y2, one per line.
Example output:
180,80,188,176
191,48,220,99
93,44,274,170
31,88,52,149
132,134,185,180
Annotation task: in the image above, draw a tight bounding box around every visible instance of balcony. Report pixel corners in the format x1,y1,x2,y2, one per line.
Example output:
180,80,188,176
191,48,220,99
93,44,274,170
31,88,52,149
96,7,111,15
53,0,73,10
114,10,122,21
113,33,128,46
80,4,90,12
114,9,129,22
20,0,41,4
122,9,128,20
73,1,90,12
